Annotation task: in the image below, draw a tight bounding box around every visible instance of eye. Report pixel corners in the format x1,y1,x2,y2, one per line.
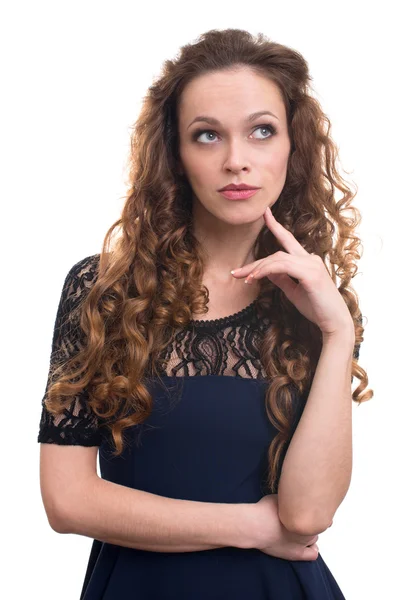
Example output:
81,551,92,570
194,130,218,144
251,124,277,140
192,124,277,144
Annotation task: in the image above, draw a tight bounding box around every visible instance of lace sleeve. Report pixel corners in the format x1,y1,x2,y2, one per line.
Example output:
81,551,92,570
351,313,363,384
37,254,104,446
354,313,364,360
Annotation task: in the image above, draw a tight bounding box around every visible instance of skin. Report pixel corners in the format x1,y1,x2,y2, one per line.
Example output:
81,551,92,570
177,66,291,291
176,68,349,555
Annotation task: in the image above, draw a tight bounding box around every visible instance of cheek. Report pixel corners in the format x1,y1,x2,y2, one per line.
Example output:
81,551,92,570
184,156,212,187
260,152,289,181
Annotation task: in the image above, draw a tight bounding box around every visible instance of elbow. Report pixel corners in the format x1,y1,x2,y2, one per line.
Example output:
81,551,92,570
42,494,73,534
46,506,71,534
279,512,333,536
292,520,332,537
52,518,70,534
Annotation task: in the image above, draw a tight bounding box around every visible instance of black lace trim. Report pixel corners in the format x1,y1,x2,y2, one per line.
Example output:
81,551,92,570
189,298,259,330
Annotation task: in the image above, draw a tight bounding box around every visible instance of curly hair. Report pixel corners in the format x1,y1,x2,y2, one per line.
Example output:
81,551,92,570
43,28,373,495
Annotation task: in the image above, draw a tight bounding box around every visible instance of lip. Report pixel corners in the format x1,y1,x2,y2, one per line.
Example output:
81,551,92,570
218,184,260,191
219,189,260,200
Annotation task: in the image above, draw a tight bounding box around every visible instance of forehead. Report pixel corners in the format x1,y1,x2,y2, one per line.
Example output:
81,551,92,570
178,68,285,125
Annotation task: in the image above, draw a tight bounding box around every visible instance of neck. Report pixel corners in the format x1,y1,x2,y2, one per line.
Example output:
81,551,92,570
192,201,265,279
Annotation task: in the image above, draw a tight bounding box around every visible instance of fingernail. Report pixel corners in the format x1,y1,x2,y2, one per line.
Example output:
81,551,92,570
231,268,241,274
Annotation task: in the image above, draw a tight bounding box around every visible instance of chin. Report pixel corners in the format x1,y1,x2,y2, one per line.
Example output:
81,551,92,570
214,209,262,225
194,197,263,224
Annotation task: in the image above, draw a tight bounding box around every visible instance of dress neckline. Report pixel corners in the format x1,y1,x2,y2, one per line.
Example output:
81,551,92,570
189,297,259,328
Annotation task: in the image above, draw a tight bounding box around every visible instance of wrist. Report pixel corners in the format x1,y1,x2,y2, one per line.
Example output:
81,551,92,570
322,326,355,347
231,502,262,550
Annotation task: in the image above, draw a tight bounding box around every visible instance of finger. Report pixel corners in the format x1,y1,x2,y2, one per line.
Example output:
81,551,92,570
234,254,307,283
264,207,309,258
231,258,266,277
250,256,309,284
256,272,298,304
231,252,293,279
261,272,297,297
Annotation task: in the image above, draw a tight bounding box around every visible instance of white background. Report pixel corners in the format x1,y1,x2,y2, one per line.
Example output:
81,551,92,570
2,1,398,598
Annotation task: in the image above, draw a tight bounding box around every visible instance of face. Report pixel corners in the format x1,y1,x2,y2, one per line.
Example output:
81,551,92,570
177,67,291,226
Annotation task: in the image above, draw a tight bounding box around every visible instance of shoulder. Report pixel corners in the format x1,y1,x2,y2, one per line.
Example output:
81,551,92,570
64,253,101,287
59,254,101,310
67,253,101,281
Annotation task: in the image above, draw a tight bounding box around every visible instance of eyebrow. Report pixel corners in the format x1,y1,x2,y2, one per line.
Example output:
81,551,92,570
187,110,279,130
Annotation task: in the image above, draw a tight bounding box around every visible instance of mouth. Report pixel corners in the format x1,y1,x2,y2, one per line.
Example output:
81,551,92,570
218,188,261,201
217,184,261,192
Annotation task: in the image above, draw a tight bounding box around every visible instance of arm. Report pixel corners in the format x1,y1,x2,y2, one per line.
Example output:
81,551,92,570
53,475,257,553
277,327,356,535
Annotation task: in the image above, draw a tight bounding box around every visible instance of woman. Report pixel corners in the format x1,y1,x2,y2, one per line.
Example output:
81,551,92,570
38,28,372,599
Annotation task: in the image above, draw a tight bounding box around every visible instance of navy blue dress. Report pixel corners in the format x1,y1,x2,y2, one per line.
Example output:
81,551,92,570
38,255,349,600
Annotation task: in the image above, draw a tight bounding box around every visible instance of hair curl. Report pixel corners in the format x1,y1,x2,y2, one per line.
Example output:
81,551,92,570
44,28,373,494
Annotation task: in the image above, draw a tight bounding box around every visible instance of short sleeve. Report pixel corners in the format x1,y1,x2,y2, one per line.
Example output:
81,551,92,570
37,254,103,446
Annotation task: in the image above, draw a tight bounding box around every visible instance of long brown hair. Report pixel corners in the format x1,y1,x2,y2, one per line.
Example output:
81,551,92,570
43,28,373,494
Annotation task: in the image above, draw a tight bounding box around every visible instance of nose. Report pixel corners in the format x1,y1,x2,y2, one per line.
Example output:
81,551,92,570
223,140,251,173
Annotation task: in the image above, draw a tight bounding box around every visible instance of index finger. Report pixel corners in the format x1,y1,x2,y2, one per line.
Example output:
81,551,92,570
265,207,309,257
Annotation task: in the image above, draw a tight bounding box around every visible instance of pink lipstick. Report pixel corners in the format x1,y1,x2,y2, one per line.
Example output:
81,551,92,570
218,189,260,200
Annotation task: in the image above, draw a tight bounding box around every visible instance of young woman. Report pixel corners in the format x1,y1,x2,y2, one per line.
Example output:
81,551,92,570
38,28,372,600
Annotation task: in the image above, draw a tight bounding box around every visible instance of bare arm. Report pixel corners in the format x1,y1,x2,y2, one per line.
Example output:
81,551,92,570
53,475,258,553
278,327,355,534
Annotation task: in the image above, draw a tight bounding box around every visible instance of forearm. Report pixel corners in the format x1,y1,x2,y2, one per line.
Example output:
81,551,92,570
55,475,254,552
278,328,356,534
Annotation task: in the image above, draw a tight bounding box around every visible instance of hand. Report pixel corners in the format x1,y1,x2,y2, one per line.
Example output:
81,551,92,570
231,206,354,336
250,494,321,561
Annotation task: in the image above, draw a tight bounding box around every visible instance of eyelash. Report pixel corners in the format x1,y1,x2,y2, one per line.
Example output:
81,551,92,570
192,123,277,144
